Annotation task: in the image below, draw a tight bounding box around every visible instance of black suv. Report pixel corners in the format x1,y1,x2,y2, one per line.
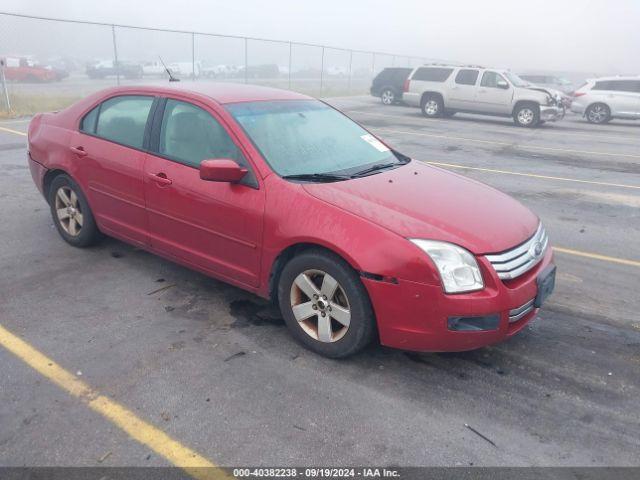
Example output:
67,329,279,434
370,67,413,105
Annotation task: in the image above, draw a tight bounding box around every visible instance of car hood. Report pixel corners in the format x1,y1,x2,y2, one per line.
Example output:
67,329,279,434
302,162,539,254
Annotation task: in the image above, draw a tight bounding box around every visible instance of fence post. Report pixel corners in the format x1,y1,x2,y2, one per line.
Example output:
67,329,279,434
111,25,120,86
0,59,11,113
348,50,353,94
191,32,196,81
371,52,376,80
320,46,325,94
244,38,248,84
288,42,292,90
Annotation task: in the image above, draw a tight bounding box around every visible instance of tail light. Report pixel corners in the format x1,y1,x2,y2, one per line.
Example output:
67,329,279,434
403,79,410,92
573,91,586,97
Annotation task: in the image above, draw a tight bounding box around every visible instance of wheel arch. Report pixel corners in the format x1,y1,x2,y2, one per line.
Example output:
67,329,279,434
268,242,363,303
512,100,540,117
43,168,71,203
420,91,444,107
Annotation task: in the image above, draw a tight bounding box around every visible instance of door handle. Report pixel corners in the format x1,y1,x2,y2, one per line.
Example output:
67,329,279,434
70,146,88,157
148,172,172,185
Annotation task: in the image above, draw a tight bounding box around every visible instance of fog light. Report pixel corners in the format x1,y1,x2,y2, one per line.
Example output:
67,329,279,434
448,314,500,331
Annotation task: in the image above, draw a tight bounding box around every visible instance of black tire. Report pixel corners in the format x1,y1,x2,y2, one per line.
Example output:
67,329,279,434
277,249,375,358
421,94,444,118
513,102,540,127
380,88,396,105
48,174,102,248
585,103,611,124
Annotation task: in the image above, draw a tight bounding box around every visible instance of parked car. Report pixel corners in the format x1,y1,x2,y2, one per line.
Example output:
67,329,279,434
570,77,640,124
370,67,413,105
402,65,565,127
1,56,58,82
167,61,202,79
27,83,555,358
86,60,143,79
518,74,574,95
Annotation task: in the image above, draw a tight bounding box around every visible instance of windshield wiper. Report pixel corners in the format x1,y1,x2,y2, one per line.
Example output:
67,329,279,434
350,161,404,178
282,173,351,182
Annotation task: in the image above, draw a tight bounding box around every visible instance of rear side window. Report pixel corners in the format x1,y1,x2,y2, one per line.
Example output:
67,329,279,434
597,80,640,92
159,99,246,168
95,95,154,149
412,67,453,82
455,69,479,86
80,105,100,134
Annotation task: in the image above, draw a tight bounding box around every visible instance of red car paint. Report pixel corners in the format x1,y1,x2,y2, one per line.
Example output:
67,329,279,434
27,83,554,352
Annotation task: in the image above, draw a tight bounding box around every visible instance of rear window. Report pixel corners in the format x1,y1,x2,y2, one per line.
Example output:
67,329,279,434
455,69,479,86
375,68,412,83
412,67,453,82
94,95,154,149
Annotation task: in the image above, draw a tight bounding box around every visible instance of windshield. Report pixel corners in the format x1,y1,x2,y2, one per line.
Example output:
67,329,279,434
226,100,403,177
504,72,529,87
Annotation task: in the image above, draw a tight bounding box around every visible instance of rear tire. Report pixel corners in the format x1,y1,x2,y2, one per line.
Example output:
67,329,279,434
421,94,443,118
380,88,395,105
277,250,375,358
586,103,611,124
513,103,540,127
48,174,102,248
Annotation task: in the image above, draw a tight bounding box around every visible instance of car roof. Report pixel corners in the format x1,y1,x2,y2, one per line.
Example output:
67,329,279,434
94,82,311,105
587,75,640,82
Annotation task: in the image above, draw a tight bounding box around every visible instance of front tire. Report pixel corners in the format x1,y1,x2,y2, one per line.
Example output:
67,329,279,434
380,88,395,105
48,174,102,247
513,103,540,127
421,94,443,118
277,250,375,358
586,103,611,124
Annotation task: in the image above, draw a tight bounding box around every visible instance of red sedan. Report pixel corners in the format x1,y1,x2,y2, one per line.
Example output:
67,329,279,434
27,83,556,358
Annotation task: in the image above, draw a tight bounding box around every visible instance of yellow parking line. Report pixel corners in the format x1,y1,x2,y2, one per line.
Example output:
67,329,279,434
423,160,640,190
376,127,640,159
0,125,27,136
0,324,229,480
554,247,640,268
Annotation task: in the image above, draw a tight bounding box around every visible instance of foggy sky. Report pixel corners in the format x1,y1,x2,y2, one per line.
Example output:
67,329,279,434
4,0,640,75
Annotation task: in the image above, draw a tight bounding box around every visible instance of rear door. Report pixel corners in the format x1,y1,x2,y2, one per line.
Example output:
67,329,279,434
608,80,640,118
448,69,480,110
143,97,265,288
70,94,155,247
475,71,513,114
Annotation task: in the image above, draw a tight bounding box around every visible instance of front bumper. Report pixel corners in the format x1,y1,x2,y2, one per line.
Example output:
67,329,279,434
363,248,555,352
540,105,565,122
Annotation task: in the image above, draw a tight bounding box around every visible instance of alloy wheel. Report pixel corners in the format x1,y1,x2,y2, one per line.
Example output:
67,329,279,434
381,90,394,105
588,105,608,123
517,108,534,126
290,269,351,343
424,100,439,116
54,186,83,236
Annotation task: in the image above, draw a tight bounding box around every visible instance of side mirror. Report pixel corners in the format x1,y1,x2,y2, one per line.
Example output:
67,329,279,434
200,159,248,183
497,80,509,89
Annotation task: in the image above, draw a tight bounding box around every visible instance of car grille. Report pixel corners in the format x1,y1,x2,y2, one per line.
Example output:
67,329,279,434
485,223,548,280
508,298,535,323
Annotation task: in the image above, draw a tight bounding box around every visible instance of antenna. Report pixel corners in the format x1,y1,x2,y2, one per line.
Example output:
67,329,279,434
159,56,180,82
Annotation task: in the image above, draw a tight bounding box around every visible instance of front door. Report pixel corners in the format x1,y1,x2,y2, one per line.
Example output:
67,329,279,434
475,71,514,114
143,98,265,288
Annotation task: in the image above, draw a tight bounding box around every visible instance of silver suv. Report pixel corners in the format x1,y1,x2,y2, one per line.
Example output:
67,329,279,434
570,77,640,124
402,65,565,127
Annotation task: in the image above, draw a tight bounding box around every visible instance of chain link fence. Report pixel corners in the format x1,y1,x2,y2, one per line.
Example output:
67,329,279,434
0,12,441,116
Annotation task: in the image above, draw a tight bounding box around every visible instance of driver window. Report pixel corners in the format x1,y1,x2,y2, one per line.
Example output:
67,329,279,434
481,71,506,88
159,99,246,169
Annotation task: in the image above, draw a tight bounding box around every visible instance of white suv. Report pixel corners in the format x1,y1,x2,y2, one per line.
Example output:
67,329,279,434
570,77,640,124
402,65,565,127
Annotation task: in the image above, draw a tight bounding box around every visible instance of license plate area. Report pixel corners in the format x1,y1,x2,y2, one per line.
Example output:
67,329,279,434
535,265,556,308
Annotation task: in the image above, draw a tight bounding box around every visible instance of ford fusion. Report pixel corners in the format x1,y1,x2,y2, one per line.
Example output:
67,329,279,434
27,83,556,358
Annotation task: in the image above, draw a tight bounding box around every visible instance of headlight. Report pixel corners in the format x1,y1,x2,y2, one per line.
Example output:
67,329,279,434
409,239,484,293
